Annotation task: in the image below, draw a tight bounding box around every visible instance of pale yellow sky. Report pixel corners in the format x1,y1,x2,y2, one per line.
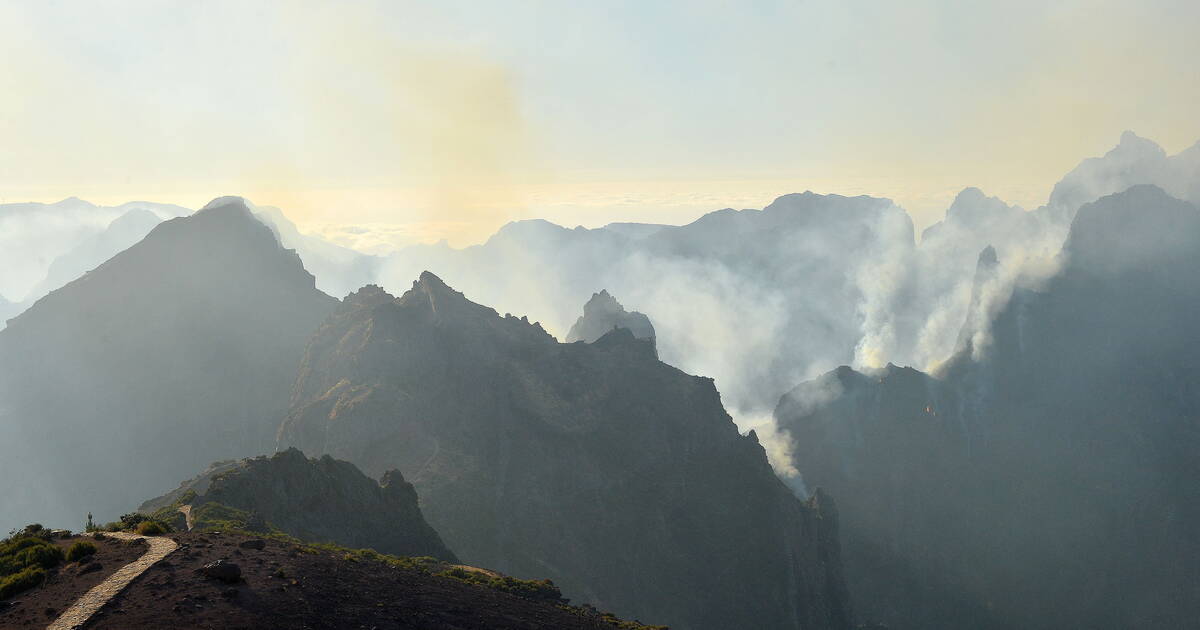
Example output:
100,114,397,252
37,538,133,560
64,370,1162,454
2,0,1198,247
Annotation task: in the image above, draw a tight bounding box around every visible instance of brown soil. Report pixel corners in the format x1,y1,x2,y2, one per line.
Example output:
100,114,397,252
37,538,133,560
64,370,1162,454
0,534,147,628
81,531,660,630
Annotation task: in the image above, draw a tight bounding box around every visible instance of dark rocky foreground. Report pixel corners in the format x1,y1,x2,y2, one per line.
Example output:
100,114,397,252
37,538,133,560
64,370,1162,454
0,533,145,627
71,531,666,630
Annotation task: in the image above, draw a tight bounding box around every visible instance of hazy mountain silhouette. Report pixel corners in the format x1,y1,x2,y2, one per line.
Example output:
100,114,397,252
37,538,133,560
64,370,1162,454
1048,131,1200,212
252,204,381,299
565,289,655,345
0,196,337,530
0,294,18,327
382,191,916,427
279,273,852,630
776,185,1200,629
0,198,188,304
21,208,164,306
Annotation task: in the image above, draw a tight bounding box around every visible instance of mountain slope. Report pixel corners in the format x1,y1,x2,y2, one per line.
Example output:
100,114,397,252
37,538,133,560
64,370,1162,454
0,196,338,530
21,208,164,305
279,273,852,630
776,185,1200,629
140,448,456,561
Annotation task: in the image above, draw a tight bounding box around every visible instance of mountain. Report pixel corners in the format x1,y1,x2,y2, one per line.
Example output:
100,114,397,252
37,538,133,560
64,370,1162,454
0,196,338,531
139,448,456,561
20,208,164,305
776,185,1200,629
381,192,916,424
0,198,188,303
1048,131,1200,212
565,289,655,345
278,273,852,630
252,204,381,299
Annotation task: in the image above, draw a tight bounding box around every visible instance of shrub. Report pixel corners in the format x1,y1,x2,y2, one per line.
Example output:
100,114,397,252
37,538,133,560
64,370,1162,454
66,541,97,562
0,565,46,599
12,543,64,570
135,521,166,536
118,513,149,530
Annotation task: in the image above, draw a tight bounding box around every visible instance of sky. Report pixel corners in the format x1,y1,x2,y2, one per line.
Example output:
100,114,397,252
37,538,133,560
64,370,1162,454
2,0,1199,248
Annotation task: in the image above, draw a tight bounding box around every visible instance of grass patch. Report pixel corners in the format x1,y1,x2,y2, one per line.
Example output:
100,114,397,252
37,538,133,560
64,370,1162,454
437,566,564,602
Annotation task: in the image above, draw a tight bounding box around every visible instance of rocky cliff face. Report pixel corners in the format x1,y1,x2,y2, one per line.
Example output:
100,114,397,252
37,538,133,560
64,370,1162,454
777,185,1200,629
0,196,338,530
140,448,456,560
279,272,852,630
564,289,655,345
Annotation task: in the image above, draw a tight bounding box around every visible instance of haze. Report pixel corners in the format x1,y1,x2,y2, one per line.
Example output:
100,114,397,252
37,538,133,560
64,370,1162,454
3,0,1199,248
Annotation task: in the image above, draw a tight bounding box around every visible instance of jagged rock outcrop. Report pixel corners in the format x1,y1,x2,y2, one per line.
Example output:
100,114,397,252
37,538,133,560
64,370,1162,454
140,448,456,560
777,185,1200,629
279,272,852,630
0,196,338,530
565,289,655,346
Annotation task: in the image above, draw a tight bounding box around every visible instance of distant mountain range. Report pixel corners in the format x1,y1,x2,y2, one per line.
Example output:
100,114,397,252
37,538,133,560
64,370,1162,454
777,185,1200,629
1,132,1198,629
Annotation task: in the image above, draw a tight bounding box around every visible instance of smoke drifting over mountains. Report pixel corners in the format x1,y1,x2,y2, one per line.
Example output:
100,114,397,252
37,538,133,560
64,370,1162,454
1,132,1196,482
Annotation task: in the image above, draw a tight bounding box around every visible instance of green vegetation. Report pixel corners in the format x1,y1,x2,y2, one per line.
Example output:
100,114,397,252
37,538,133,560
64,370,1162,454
66,540,97,562
0,524,63,599
0,566,47,599
99,512,173,534
188,502,255,531
437,566,564,602
135,521,166,536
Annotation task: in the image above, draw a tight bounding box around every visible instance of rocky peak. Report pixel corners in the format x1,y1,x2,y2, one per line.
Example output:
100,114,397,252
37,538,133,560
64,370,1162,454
1114,130,1167,158
1047,132,1173,211
344,284,397,309
946,188,1018,225
565,289,655,346
953,244,1002,354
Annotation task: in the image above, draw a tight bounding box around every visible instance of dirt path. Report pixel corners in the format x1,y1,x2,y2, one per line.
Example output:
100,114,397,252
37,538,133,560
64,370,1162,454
179,504,194,531
45,532,178,630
